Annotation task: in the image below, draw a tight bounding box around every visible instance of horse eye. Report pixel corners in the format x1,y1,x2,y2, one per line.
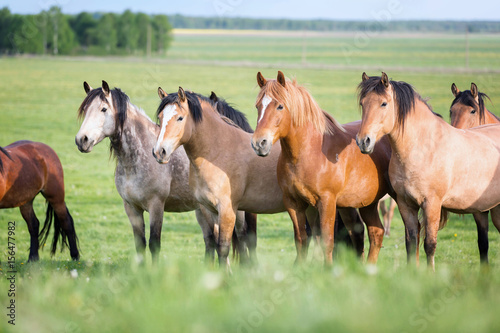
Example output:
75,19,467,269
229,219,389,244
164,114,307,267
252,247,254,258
101,107,107,113
471,109,476,114
277,105,284,111
177,116,184,122
381,102,387,107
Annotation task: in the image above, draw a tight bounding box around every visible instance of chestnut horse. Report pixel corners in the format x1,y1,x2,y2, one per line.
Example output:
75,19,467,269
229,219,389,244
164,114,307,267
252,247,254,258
152,87,363,267
450,82,500,263
75,81,256,264
356,72,500,269
0,141,79,261
251,71,395,265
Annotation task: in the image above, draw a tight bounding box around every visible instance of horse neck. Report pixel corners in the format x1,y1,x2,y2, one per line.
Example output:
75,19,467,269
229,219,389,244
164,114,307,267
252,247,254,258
484,108,500,125
388,100,445,160
111,104,158,164
183,105,244,164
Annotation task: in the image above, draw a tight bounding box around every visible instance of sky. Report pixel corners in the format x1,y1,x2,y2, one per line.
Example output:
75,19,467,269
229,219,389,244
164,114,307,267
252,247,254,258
4,0,500,21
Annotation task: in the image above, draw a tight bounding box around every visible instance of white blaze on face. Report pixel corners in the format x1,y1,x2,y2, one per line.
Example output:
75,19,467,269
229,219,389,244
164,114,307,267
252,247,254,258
156,104,178,152
258,94,272,123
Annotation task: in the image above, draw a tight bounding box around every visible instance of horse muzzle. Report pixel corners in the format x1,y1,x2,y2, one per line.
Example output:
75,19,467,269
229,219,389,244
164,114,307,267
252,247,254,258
152,145,172,164
75,135,94,153
251,137,273,157
356,134,375,154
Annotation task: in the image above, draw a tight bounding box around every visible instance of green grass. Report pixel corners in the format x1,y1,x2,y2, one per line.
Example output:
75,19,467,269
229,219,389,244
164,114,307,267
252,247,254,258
0,31,500,332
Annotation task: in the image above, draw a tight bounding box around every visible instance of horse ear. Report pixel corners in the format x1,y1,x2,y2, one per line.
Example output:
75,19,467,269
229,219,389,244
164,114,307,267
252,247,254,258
178,86,186,102
471,82,478,100
362,72,369,82
83,81,92,94
209,91,218,102
257,72,267,88
381,72,389,88
277,71,286,87
451,83,460,97
102,80,110,96
158,87,167,99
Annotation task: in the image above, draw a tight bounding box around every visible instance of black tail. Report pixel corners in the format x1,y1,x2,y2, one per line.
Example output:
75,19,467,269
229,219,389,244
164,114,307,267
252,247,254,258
39,203,79,256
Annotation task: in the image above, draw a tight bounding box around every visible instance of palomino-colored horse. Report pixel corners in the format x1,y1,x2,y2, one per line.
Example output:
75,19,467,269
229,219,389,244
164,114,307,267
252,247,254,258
450,82,500,263
356,72,500,269
152,87,364,267
75,81,255,263
251,71,395,265
0,141,79,261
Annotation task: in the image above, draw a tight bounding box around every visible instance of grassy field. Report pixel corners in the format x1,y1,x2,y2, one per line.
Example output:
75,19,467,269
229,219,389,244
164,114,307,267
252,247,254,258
1,31,500,332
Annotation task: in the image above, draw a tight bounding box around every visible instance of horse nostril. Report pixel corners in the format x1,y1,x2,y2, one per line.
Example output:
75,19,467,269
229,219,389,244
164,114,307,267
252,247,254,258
82,135,88,144
260,139,267,148
365,137,371,146
160,148,166,158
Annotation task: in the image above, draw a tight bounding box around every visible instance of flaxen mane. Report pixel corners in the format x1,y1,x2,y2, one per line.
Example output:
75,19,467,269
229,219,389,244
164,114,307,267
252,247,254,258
257,77,344,135
451,89,494,124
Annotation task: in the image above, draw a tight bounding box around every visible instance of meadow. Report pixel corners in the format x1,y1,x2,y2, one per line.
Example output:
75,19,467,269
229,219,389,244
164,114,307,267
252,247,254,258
0,31,500,332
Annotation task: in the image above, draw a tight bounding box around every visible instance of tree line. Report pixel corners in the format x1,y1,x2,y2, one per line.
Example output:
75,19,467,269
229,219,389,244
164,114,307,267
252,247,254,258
169,15,500,33
0,7,173,55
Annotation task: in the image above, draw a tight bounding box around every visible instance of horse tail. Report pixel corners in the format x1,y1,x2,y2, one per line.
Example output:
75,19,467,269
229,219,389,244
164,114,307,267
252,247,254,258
39,203,78,256
439,208,449,230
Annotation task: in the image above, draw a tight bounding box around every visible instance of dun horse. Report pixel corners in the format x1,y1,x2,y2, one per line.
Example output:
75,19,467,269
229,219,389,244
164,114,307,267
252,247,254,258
152,87,362,267
449,82,500,263
356,72,500,269
251,71,395,265
75,81,255,263
0,141,79,261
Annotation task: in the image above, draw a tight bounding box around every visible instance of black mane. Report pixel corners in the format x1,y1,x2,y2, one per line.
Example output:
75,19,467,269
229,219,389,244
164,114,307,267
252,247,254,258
450,89,494,124
358,76,433,129
156,91,253,133
0,146,12,174
77,87,130,155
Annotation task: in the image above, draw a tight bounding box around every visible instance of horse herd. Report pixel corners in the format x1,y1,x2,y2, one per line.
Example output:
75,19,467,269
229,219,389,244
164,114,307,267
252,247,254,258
1,71,499,271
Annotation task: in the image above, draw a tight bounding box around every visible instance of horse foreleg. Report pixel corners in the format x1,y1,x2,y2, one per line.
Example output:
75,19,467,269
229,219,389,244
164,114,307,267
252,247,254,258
386,199,397,236
472,211,489,265
216,204,237,272
124,202,146,262
244,212,258,265
318,195,337,266
489,205,500,234
338,208,365,258
422,201,442,271
397,200,420,266
148,202,165,264
359,204,384,264
20,202,40,262
284,197,309,264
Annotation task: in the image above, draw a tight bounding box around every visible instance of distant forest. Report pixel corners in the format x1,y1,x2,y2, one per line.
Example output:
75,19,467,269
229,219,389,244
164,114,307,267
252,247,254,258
1,6,499,56
169,15,500,33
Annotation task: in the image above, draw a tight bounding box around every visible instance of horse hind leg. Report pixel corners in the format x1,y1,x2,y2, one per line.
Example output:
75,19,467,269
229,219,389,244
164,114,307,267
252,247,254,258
124,202,146,262
472,212,489,265
490,205,500,234
51,201,80,260
19,201,40,262
338,208,365,259
196,207,217,265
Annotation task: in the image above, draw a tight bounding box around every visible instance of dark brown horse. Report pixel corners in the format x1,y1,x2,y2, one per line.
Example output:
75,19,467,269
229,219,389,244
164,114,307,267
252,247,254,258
0,141,79,261
450,82,500,264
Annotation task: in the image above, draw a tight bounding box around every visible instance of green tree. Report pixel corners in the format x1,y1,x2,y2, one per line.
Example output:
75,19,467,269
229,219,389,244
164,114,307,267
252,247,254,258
95,13,118,53
152,14,172,55
118,10,139,54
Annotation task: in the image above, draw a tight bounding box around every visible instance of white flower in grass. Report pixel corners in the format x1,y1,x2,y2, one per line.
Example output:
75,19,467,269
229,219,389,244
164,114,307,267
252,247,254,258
70,269,78,279
201,272,222,290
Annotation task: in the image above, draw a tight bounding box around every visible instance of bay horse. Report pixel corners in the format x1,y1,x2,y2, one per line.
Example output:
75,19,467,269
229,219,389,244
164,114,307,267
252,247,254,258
152,87,364,268
356,72,500,269
0,141,79,262
251,71,395,265
75,81,256,264
450,82,500,263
